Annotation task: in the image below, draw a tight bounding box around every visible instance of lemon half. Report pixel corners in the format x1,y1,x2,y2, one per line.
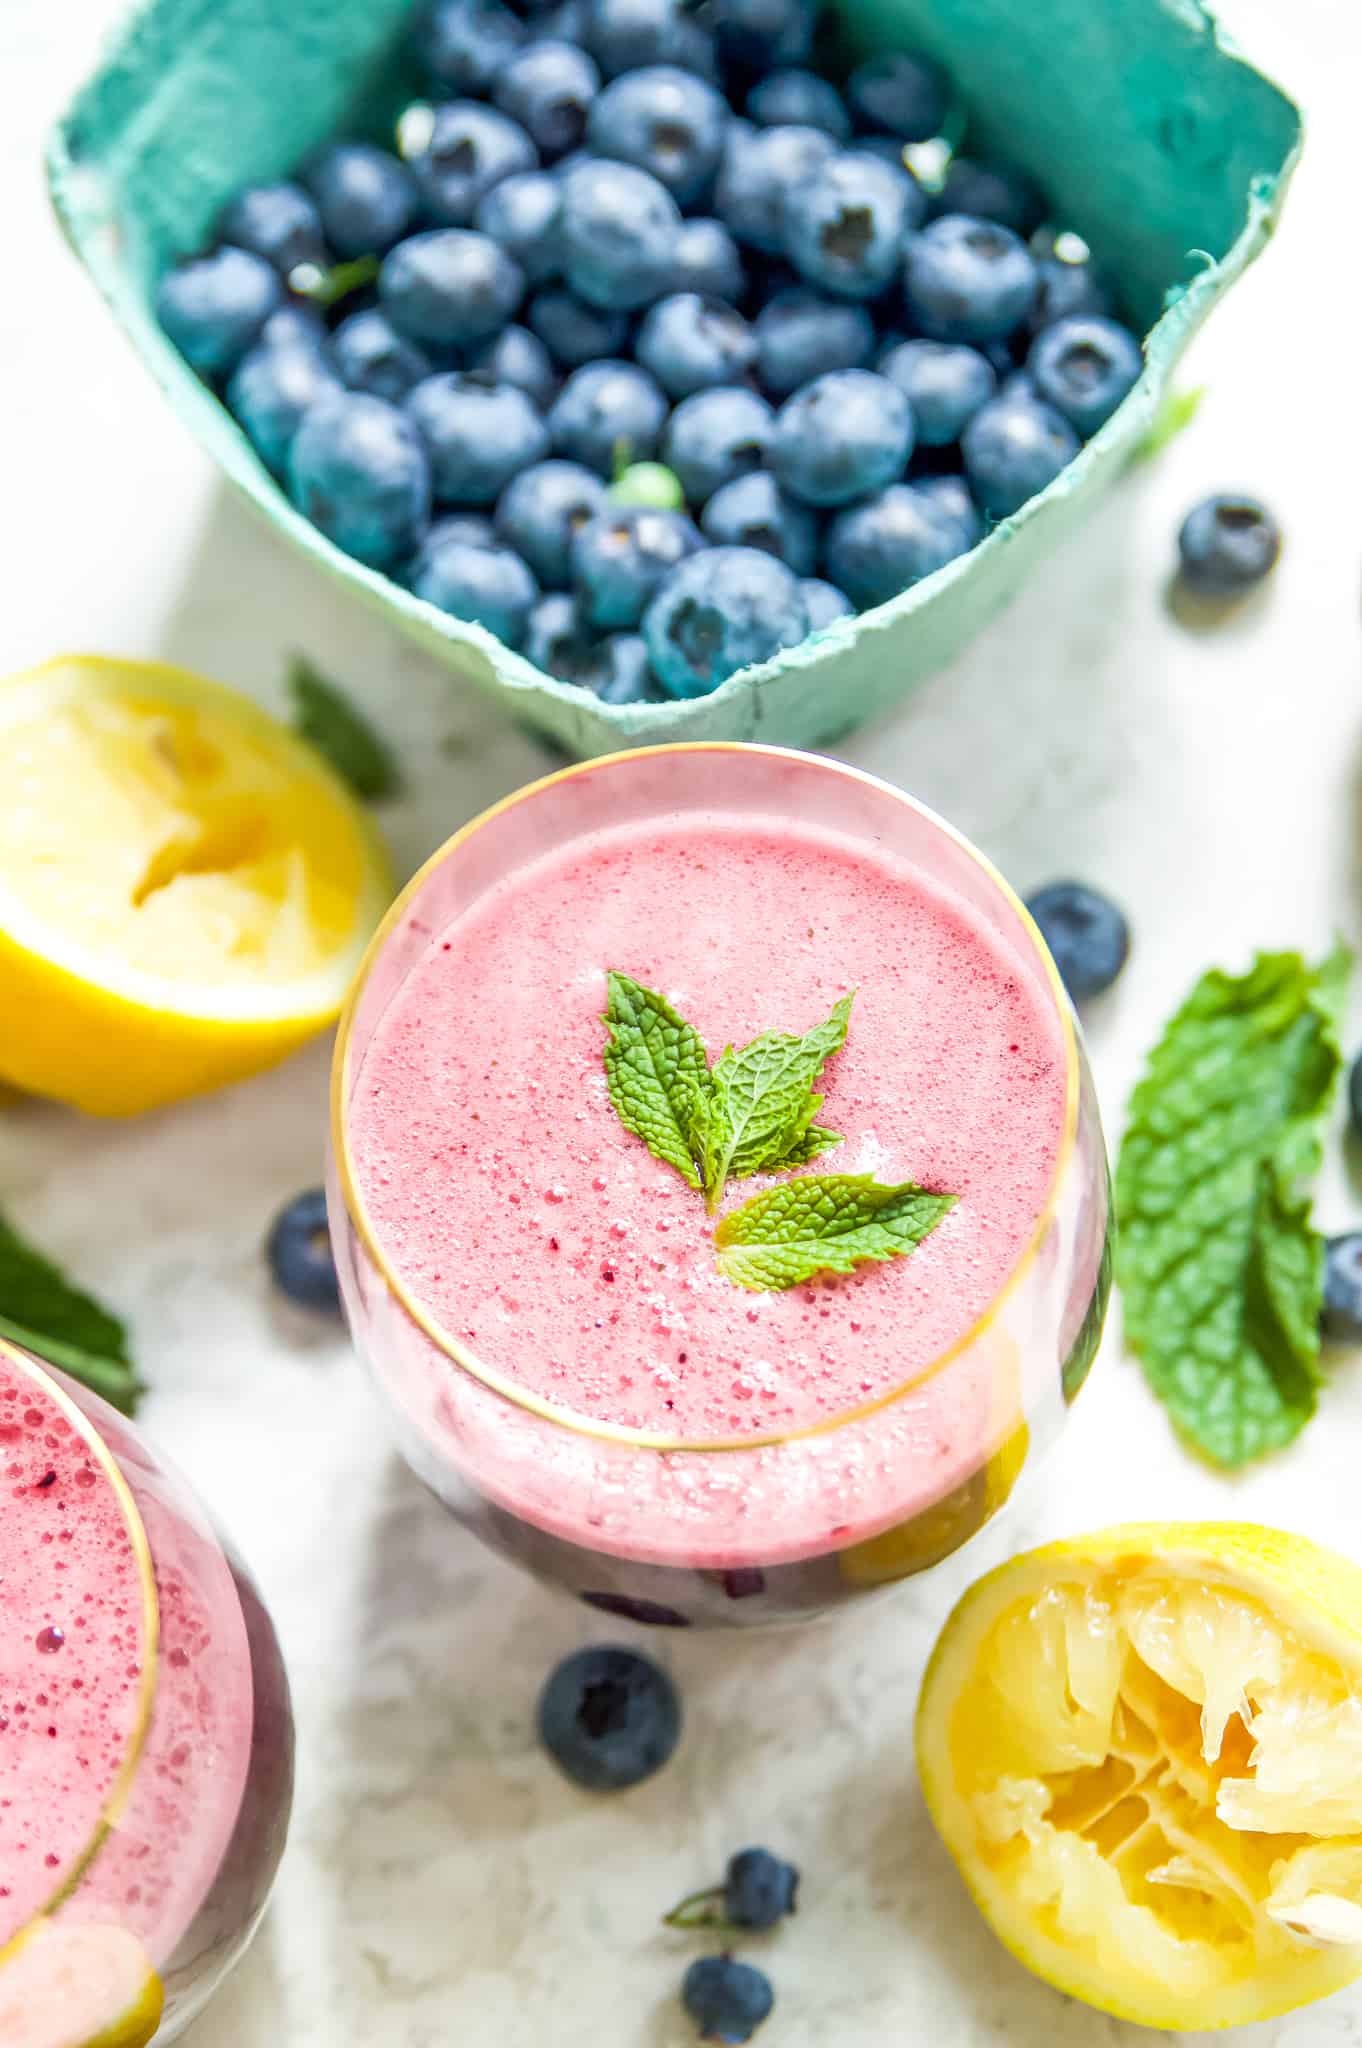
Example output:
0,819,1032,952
0,1922,164,2048
0,656,392,1114
917,1523,1362,2030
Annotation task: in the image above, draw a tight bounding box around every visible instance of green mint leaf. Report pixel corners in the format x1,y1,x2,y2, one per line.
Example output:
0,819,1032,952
289,255,381,309
1131,384,1207,463
288,654,400,801
715,1173,956,1291
703,994,853,1207
774,1124,844,1169
1115,942,1352,1468
0,1214,143,1414
602,973,714,1190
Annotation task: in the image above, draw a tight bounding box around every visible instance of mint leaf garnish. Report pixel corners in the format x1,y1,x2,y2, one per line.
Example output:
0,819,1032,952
603,973,714,1191
715,1174,955,1292
703,994,852,1209
0,1213,142,1414
288,654,400,801
1116,942,1352,1468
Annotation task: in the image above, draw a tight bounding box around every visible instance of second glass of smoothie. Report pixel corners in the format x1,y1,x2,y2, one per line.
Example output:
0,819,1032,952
330,745,1110,1626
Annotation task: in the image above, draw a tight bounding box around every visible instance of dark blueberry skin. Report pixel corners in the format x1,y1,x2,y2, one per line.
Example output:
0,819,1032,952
1324,1235,1362,1344
571,505,703,628
671,218,747,304
1349,1050,1362,1141
701,469,818,574
549,359,669,475
332,309,433,404
588,65,730,204
747,69,850,140
878,338,996,446
591,633,663,702
227,340,344,475
406,372,551,504
580,0,719,80
537,1645,681,1790
715,124,836,255
494,40,602,157
663,386,774,505
784,150,922,300
824,481,974,607
712,0,815,73
846,50,950,140
288,393,431,568
770,369,913,508
635,294,758,398
681,1957,775,2045
409,532,540,645
496,457,610,585
724,1848,800,1929
1025,881,1130,1001
1028,251,1114,333
558,158,682,310
754,289,873,398
466,324,560,409
528,287,632,366
303,144,418,259
475,171,564,284
414,0,526,93
156,247,281,376
409,102,540,227
961,393,1079,518
800,576,852,629
1176,494,1281,596
218,183,326,275
524,592,660,700
935,157,1046,237
644,545,807,697
267,1189,341,1312
904,214,1039,343
533,0,589,41
380,230,526,348
1027,314,1142,436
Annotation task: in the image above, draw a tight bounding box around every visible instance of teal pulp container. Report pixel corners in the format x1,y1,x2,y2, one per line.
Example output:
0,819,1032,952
48,0,1300,757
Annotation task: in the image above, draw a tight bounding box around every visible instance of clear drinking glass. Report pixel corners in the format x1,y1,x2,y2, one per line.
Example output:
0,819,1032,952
0,1338,293,2041
329,744,1111,1627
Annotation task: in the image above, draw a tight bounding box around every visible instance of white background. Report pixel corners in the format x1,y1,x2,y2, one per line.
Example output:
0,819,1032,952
3,0,1362,2040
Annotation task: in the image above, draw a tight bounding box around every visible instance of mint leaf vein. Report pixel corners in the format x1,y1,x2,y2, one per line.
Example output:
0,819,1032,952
715,1174,956,1292
703,994,852,1208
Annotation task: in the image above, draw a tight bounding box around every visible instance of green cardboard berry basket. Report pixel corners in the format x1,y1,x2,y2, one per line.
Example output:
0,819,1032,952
47,0,1299,758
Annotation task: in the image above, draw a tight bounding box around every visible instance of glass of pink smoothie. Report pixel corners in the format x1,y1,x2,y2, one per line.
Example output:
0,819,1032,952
0,1338,293,2041
330,745,1110,1627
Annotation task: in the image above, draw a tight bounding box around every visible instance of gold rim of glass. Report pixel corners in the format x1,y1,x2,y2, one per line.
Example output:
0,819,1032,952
331,741,1083,1454
0,1337,160,1964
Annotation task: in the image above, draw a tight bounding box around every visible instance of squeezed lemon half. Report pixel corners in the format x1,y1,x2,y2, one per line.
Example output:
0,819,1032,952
0,1922,164,2048
916,1523,1362,2029
0,655,392,1114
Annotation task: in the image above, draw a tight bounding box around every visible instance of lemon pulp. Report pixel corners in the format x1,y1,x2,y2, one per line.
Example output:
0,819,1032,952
0,1922,164,2048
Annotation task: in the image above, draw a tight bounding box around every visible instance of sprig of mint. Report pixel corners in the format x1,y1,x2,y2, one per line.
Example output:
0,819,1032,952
1116,941,1351,1468
702,995,851,1209
715,1174,956,1292
288,654,400,801
0,1213,142,1414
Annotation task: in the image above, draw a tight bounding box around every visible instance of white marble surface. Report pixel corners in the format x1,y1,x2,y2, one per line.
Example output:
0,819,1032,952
4,0,1362,2040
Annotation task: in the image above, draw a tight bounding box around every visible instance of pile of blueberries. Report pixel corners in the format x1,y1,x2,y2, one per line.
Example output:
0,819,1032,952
156,0,1145,706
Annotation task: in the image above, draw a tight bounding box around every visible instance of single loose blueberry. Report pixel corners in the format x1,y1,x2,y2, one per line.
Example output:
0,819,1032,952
800,576,852,629
784,150,922,300
288,392,432,567
409,532,540,644
715,124,836,255
549,360,669,475
528,287,631,367
156,247,281,376
332,308,433,404
497,458,610,585
475,171,564,284
410,102,539,228
724,1848,800,1929
588,66,729,204
671,217,747,304
228,341,344,474
754,289,873,398
712,0,815,73
771,369,913,508
1324,1235,1362,1344
1028,249,1115,333
934,157,1046,237
1176,494,1281,596
406,373,550,504
824,481,972,607
572,505,703,627
414,0,526,92
267,1188,341,1312
644,545,807,696
558,158,682,310
747,69,849,139
681,1957,775,2045
381,230,526,347
466,324,560,410
494,40,601,157
537,1645,681,1789
304,144,418,258
961,393,1079,518
636,294,757,398
1027,314,1142,436
701,470,818,574
663,386,774,505
904,213,1038,343
878,338,996,446
846,50,950,140
580,0,719,79
218,183,326,275
1025,881,1130,1001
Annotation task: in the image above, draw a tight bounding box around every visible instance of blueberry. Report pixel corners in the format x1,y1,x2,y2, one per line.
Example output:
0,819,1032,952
701,470,817,574
260,302,328,353
663,386,774,504
1324,1235,1362,1343
267,1188,341,1312
1176,494,1281,596
712,0,815,73
494,40,601,157
904,214,1038,343
496,458,610,585
332,308,433,403
528,288,632,368
537,1645,681,1789
466,324,560,409
475,171,564,283
846,50,950,140
771,369,913,508
412,103,540,229
380,230,526,347
218,183,326,275
636,294,757,398
549,360,668,475
1027,314,1142,436
824,481,973,607
558,158,681,310
532,0,589,40
589,66,729,204
800,576,852,629
303,144,418,259
406,372,550,504
428,511,498,549
784,150,923,300
913,471,984,547
961,393,1079,518
753,289,873,398
414,0,526,93
644,545,807,696
580,0,718,80
681,1957,774,2045
228,340,344,474
572,505,702,627
1024,881,1130,1001
724,1848,800,1928
714,124,836,254
409,532,540,644
1028,249,1114,333
935,157,1046,237
156,247,281,376
878,338,995,446
671,218,747,304
288,393,431,567
747,69,849,139
525,591,660,700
